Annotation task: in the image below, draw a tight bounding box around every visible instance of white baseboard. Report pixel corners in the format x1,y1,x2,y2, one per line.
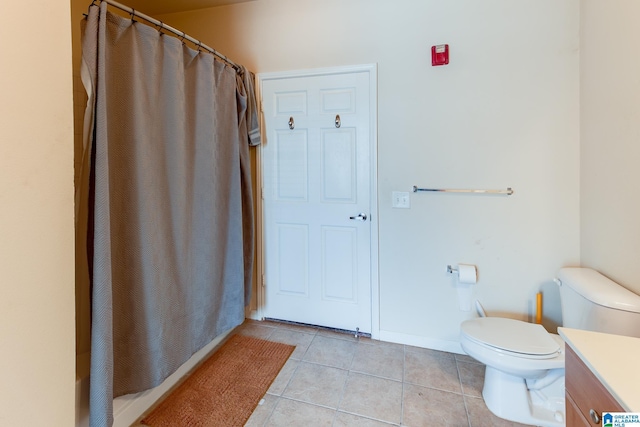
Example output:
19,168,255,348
113,329,234,426
377,330,465,355
76,329,234,427
76,376,90,427
246,309,261,321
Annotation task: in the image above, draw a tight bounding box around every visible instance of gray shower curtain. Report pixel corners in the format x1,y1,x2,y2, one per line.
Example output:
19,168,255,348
80,3,259,426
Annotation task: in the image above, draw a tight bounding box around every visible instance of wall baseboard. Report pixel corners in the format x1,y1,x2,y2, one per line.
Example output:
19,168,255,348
246,309,261,321
75,329,234,427
378,330,465,355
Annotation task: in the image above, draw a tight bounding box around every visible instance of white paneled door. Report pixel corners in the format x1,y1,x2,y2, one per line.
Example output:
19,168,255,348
261,67,375,333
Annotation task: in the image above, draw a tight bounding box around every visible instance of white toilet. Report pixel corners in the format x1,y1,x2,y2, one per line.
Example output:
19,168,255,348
460,267,640,427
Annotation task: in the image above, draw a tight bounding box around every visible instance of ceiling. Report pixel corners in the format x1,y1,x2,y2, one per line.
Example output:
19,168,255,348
123,0,255,16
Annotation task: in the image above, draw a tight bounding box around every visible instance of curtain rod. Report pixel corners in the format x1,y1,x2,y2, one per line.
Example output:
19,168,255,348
89,0,242,73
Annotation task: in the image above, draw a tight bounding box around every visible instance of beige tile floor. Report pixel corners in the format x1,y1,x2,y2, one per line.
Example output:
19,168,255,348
236,320,533,427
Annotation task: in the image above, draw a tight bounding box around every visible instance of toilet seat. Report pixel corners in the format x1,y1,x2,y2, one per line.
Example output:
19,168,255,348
460,317,561,359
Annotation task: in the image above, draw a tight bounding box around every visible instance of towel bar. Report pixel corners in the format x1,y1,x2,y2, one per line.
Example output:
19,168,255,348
412,186,514,195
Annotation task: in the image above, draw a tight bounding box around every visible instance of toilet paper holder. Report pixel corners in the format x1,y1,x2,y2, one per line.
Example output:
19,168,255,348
447,264,478,284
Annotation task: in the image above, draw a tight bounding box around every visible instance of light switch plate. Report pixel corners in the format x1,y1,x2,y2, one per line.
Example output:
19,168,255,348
392,191,410,209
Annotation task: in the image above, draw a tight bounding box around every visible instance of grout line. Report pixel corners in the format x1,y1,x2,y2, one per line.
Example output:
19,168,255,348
404,347,457,360
278,356,302,397
296,335,315,361
331,369,350,427
263,327,276,341
454,357,464,395
336,409,401,426
259,353,303,426
334,360,353,418
237,324,278,340
456,359,473,427
269,324,319,337
277,395,341,412
346,338,357,370
257,395,279,427
401,378,465,396
400,343,406,426
329,406,338,427
455,354,484,365
348,368,403,383
462,393,473,427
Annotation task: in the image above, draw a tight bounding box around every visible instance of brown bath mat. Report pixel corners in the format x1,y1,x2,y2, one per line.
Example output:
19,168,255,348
141,334,295,426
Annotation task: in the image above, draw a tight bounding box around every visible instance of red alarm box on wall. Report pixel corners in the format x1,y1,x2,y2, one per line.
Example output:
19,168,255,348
431,44,449,66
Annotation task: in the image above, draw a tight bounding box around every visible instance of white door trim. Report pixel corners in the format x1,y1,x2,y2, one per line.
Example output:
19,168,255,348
255,64,379,339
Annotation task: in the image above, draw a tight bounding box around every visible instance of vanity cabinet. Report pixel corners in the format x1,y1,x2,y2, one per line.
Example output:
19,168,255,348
565,345,624,426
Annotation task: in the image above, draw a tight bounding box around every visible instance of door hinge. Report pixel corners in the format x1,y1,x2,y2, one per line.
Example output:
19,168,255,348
261,274,266,288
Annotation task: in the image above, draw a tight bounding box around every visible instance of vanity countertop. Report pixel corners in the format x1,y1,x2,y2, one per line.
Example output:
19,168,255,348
558,327,640,412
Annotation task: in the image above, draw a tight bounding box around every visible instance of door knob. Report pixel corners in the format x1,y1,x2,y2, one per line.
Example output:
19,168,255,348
349,213,367,221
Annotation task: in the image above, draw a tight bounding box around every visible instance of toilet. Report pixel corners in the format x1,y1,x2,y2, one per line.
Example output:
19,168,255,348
460,267,640,427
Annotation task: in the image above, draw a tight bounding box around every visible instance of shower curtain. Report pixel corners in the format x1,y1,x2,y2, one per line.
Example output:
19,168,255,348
80,3,260,426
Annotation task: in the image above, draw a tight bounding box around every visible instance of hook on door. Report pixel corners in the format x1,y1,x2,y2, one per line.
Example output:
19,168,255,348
288,116,295,130
335,114,341,128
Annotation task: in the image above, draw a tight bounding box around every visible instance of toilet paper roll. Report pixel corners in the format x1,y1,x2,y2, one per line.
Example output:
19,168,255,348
457,264,477,284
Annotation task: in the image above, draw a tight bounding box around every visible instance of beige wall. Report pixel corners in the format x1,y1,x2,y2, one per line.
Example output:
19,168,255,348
159,0,580,346
580,1,640,294
0,0,75,425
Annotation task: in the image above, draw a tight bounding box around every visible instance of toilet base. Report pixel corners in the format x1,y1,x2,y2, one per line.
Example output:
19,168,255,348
483,366,565,427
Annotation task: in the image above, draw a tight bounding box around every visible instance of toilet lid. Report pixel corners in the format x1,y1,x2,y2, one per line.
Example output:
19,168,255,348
460,317,561,356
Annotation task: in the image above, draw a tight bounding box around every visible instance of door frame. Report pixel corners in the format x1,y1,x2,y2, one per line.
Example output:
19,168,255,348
254,64,379,339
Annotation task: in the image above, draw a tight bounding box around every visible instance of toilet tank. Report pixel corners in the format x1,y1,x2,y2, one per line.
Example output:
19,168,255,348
558,268,640,338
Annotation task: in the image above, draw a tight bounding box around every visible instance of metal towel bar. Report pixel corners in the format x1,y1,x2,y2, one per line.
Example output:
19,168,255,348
412,186,514,195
